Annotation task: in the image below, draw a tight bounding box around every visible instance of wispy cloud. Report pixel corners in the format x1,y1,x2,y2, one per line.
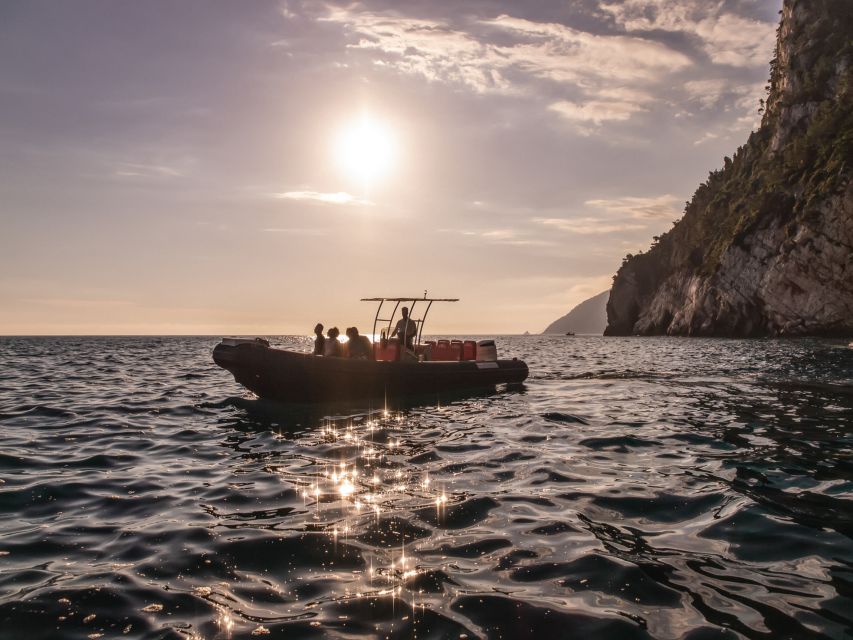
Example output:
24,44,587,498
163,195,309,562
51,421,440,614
440,227,555,246
533,217,647,235
262,227,327,235
325,7,692,131
693,131,719,145
114,162,184,178
600,0,776,67
325,10,503,92
481,228,554,246
529,194,681,235
272,190,373,206
683,78,765,114
683,78,731,108
549,100,646,127
315,3,778,138
584,194,682,220
483,14,691,83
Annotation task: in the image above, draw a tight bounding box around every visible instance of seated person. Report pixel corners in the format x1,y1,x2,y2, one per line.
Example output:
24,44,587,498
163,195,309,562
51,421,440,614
345,327,372,360
312,323,325,355
391,306,418,350
323,327,342,357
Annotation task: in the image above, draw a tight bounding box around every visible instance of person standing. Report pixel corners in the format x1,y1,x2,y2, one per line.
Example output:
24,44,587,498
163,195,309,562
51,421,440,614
391,307,418,350
313,323,325,355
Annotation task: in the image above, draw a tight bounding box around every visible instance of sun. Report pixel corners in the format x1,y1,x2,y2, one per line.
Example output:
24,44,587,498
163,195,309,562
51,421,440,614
334,114,396,186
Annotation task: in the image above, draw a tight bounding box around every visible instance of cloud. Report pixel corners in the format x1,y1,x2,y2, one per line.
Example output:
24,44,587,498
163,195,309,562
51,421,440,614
695,12,777,67
600,0,777,67
683,78,731,108
483,14,691,82
482,228,554,246
548,85,659,130
328,9,691,91
549,99,646,126
600,0,701,32
481,229,516,240
325,10,507,93
324,6,692,131
533,217,647,235
114,162,184,178
262,227,327,235
318,3,776,136
683,77,765,113
272,190,373,205
584,194,682,219
528,194,681,236
440,227,555,246
693,131,719,145
594,2,774,133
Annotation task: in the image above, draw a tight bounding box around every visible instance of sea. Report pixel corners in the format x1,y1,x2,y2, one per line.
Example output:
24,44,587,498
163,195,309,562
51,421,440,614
1,335,852,640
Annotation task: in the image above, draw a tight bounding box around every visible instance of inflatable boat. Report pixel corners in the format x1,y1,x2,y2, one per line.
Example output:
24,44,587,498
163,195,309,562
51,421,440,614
212,296,529,403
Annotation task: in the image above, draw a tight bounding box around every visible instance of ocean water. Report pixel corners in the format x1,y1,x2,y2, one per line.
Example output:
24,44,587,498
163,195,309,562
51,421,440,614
1,335,852,640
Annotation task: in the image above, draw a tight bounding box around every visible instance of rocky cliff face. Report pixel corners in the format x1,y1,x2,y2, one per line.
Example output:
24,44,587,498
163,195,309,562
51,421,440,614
606,0,853,337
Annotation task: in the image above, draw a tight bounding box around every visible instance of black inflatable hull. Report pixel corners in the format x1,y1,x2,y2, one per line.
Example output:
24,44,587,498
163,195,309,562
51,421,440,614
213,342,528,403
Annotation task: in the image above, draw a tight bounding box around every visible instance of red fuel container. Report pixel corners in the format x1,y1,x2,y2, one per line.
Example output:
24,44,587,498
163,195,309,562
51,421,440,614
462,340,477,360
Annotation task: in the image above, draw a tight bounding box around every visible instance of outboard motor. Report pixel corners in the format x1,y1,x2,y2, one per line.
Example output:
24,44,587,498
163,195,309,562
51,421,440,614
476,340,497,362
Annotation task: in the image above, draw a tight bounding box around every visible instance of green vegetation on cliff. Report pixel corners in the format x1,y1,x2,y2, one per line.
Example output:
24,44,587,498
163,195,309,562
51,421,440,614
606,0,853,336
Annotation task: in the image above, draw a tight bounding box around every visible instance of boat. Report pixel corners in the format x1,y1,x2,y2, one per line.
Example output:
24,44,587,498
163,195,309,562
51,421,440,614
213,296,529,403
565,331,575,336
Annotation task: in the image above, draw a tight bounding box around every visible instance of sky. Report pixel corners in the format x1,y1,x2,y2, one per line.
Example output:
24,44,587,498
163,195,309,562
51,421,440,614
0,0,782,335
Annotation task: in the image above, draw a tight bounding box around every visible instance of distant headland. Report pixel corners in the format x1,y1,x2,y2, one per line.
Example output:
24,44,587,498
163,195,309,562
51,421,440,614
543,290,608,335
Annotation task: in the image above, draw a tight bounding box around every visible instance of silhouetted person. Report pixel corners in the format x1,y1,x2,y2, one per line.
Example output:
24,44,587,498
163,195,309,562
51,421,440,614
346,327,372,360
324,326,342,357
313,323,325,355
391,306,418,350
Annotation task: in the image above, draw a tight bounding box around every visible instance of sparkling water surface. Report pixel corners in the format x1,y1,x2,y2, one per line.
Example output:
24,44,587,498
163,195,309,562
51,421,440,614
1,336,852,640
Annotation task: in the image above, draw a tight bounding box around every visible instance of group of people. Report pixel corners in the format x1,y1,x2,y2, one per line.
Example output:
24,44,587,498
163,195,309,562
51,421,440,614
312,324,372,358
312,307,419,360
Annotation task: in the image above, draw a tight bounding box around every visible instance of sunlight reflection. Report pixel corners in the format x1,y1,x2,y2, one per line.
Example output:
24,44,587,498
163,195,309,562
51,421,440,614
216,606,235,638
278,409,457,602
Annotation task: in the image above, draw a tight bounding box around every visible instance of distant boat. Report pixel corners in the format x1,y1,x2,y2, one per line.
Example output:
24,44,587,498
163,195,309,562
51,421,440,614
213,296,529,403
565,331,575,336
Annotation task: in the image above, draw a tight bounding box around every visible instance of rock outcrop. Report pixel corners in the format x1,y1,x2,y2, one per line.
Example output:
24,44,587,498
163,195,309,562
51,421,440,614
606,0,853,337
544,290,609,334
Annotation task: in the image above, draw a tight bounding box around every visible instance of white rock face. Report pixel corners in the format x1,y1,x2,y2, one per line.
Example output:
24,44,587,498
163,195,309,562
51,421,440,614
628,184,853,336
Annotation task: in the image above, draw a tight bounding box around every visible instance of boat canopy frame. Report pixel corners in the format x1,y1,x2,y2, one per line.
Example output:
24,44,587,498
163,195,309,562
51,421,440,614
361,295,458,346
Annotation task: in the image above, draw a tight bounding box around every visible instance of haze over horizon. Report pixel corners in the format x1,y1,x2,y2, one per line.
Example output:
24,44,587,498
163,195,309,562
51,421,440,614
1,0,782,335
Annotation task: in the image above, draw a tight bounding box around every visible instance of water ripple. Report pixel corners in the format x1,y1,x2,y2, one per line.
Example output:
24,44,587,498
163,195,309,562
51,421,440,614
0,335,851,639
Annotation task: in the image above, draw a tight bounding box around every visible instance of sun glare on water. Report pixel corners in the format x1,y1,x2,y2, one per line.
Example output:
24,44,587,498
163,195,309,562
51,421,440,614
334,114,396,186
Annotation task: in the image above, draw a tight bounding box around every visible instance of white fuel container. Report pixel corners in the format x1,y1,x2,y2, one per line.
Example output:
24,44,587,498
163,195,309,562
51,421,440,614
476,340,498,362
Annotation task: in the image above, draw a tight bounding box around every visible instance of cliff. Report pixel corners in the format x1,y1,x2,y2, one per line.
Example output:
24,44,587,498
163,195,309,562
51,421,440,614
605,0,853,337
544,290,609,334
